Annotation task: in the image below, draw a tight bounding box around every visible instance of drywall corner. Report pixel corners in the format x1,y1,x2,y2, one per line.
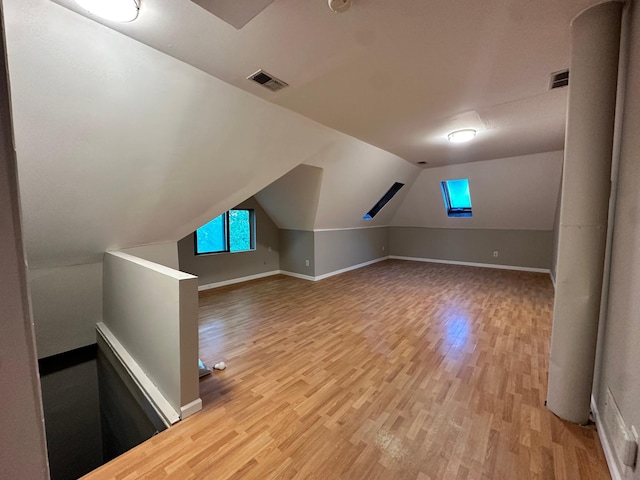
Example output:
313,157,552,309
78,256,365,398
314,227,389,277
279,229,315,276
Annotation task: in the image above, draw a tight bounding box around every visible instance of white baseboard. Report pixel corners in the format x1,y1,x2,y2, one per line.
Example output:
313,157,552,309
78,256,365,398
197,256,549,290
180,398,203,420
388,255,551,274
198,269,316,289
314,256,390,281
592,395,623,480
279,270,316,281
313,225,388,232
198,258,391,288
198,270,281,291
281,256,390,282
550,271,557,289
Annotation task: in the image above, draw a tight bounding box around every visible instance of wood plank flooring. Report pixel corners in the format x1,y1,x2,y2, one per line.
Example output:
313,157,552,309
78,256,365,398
83,260,610,480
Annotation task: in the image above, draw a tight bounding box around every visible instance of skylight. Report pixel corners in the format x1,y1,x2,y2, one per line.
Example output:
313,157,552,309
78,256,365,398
363,182,405,220
441,178,472,218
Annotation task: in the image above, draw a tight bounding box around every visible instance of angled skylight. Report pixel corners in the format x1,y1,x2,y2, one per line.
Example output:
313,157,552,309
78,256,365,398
363,182,405,220
441,178,472,218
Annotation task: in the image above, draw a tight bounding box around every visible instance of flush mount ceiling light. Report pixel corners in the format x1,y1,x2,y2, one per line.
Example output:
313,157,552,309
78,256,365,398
447,129,476,143
73,0,140,22
328,0,352,13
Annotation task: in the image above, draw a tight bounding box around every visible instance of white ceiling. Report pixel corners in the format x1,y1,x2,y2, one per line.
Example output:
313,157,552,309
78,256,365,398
4,0,421,266
52,0,596,167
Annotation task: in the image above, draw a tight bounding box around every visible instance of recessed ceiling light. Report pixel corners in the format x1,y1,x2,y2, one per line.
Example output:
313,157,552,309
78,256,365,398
73,0,140,22
447,129,476,143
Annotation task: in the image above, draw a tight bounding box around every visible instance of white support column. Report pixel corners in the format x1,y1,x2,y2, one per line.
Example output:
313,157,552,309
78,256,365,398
547,1,624,424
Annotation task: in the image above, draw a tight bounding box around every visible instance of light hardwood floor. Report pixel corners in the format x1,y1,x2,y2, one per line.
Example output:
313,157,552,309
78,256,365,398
84,260,610,480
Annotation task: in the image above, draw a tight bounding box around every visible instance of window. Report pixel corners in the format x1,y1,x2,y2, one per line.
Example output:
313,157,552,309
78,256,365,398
363,182,405,220
441,178,472,218
195,209,255,254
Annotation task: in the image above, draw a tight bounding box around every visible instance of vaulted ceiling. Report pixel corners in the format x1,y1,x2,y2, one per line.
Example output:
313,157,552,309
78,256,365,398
52,0,594,167
3,0,585,268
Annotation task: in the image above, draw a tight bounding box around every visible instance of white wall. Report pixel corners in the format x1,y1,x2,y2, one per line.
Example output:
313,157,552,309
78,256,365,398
6,0,316,267
248,123,423,233
307,141,420,229
255,164,323,231
0,16,49,475
393,151,563,230
596,2,640,477
29,263,103,359
3,0,424,269
3,0,430,357
121,242,179,270
103,252,200,419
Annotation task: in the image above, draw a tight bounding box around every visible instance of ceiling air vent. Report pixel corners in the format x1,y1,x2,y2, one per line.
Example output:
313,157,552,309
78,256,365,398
550,69,569,90
248,69,289,92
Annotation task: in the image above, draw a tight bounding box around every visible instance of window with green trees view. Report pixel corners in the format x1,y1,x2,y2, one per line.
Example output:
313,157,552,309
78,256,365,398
195,209,255,254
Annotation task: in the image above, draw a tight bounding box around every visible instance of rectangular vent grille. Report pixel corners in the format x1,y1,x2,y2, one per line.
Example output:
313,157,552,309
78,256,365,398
550,69,569,89
603,388,638,467
248,69,289,92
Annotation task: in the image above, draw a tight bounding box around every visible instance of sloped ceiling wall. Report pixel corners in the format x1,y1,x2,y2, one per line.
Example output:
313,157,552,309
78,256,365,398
255,164,324,231
393,151,563,230
4,0,563,273
256,144,420,232
3,0,417,268
306,141,419,229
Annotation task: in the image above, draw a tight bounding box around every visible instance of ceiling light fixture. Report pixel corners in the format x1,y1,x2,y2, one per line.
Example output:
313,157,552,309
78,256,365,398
73,0,140,22
447,129,476,143
328,0,352,13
